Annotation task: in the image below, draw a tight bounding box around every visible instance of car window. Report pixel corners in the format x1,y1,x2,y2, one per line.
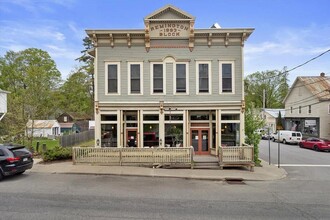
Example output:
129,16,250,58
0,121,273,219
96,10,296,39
0,149,5,156
12,148,30,157
292,133,296,137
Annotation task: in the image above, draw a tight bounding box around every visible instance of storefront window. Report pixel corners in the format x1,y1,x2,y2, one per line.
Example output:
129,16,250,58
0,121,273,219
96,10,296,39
221,123,240,146
143,124,159,147
285,118,319,138
101,124,117,147
165,124,183,147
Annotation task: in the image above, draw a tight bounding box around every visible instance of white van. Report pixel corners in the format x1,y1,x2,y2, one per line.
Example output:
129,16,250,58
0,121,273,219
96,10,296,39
272,130,302,144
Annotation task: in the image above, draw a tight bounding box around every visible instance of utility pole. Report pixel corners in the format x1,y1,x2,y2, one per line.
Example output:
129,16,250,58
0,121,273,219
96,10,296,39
263,89,266,109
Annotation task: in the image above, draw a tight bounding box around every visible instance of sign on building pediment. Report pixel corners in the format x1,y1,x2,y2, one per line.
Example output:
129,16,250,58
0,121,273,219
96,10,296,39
144,5,195,51
149,22,190,38
145,5,194,40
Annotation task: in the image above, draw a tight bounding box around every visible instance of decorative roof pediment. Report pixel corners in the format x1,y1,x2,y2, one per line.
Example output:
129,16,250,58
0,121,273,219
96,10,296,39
144,5,195,21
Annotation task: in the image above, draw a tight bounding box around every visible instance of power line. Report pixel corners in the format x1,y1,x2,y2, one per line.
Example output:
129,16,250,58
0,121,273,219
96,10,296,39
285,92,329,106
248,48,330,81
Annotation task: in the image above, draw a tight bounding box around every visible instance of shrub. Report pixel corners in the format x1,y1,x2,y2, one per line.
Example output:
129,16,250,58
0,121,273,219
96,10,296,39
42,146,72,162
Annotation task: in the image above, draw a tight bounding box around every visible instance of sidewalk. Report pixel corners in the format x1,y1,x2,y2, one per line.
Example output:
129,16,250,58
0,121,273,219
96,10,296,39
29,159,287,181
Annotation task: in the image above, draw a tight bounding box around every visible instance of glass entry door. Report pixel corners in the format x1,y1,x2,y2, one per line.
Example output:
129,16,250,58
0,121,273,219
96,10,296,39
191,128,209,155
126,129,138,147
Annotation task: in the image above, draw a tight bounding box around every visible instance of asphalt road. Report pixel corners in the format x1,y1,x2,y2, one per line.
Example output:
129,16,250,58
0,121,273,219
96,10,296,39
259,139,330,181
1,170,330,219
1,139,329,219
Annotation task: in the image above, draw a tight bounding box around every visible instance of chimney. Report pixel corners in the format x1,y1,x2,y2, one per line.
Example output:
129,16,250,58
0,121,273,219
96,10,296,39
320,72,325,77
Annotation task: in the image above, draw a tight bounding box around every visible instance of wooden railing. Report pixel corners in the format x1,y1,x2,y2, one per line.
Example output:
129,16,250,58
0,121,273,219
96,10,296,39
218,145,254,171
72,147,194,168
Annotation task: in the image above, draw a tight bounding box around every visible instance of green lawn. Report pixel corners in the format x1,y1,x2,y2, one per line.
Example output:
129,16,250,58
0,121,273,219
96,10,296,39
30,138,60,152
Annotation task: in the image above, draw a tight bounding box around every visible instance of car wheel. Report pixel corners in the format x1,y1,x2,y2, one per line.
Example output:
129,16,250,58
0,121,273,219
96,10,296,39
283,139,286,144
0,171,3,181
299,143,303,148
313,145,319,151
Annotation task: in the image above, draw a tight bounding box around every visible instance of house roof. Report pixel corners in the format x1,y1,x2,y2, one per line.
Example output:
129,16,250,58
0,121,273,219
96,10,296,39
284,74,330,103
0,89,10,94
263,109,285,118
26,120,59,129
144,4,195,20
59,123,75,128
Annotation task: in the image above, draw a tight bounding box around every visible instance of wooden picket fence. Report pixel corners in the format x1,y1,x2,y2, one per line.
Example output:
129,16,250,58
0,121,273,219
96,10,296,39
72,147,194,168
218,144,254,171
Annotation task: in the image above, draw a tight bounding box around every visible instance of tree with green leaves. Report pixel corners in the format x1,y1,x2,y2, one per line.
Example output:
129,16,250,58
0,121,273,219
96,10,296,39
244,108,265,165
245,69,289,109
57,67,93,117
276,110,284,130
0,48,62,145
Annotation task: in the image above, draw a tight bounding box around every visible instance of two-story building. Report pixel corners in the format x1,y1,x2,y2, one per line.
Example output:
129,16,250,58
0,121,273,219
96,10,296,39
283,73,330,139
261,108,285,134
86,5,254,155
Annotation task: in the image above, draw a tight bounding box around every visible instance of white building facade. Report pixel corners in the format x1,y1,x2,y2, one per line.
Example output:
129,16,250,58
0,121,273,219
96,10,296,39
284,73,330,139
87,5,254,155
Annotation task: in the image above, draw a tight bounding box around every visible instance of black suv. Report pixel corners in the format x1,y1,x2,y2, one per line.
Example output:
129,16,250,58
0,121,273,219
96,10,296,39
0,144,34,181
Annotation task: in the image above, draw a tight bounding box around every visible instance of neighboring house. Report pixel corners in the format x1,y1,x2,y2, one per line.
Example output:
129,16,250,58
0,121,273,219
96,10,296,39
283,73,330,139
261,108,285,134
57,112,92,132
26,120,60,137
0,89,10,121
86,5,254,155
57,112,74,123
59,122,80,134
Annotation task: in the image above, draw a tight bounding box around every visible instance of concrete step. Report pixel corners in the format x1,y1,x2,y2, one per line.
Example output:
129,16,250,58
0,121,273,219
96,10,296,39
193,161,220,169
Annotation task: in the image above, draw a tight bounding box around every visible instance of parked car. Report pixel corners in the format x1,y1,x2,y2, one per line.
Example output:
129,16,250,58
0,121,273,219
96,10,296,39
299,137,330,152
271,130,302,144
0,143,33,181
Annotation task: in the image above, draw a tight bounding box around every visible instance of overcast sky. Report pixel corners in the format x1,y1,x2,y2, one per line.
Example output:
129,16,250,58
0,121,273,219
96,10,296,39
0,0,329,84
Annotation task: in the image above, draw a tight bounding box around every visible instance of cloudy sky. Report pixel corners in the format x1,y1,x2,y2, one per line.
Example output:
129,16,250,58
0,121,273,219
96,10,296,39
0,0,329,84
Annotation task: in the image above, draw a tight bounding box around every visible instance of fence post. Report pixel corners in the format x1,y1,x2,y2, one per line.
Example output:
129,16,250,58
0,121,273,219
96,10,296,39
36,141,40,153
42,143,47,152
72,147,76,164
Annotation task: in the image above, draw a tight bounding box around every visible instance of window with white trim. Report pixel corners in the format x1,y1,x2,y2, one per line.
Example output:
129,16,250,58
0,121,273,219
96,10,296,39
196,61,211,94
128,62,142,94
151,63,165,94
174,63,188,94
105,62,120,94
219,61,235,93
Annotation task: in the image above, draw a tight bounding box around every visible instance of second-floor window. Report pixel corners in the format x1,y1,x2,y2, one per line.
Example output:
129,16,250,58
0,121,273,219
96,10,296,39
175,63,188,94
197,61,211,94
299,106,301,114
220,61,235,93
128,62,142,94
308,105,311,114
151,63,164,94
106,62,120,94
